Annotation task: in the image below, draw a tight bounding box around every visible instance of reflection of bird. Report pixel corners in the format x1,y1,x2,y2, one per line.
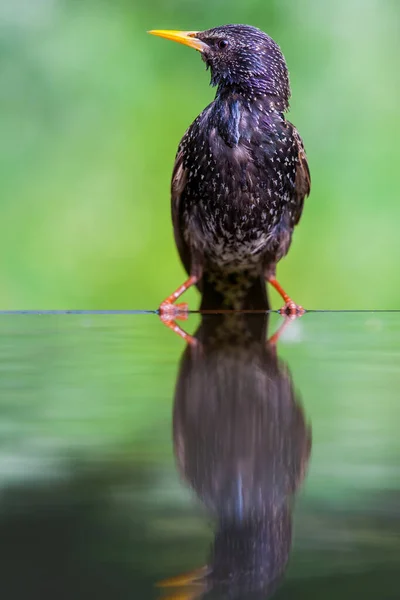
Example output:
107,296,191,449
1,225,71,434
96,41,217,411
149,25,310,317
160,313,311,600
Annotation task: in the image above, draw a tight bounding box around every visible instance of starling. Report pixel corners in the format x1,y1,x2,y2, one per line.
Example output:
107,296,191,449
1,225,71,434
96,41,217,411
149,25,311,315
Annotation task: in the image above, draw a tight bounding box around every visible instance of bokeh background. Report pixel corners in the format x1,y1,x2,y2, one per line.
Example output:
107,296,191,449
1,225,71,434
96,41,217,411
1,0,399,310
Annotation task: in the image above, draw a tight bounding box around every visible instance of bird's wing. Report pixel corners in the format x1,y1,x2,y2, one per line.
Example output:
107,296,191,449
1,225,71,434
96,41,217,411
289,123,311,226
171,144,192,276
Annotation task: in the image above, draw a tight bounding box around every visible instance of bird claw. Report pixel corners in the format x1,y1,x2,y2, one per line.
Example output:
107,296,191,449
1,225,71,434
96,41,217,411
158,302,198,345
279,301,305,317
159,301,190,321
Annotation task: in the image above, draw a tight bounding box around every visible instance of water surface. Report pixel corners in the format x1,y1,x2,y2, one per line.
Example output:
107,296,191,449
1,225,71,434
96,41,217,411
0,312,398,599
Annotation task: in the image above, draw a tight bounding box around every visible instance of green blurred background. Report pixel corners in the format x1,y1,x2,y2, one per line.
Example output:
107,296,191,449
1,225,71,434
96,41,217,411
1,0,399,310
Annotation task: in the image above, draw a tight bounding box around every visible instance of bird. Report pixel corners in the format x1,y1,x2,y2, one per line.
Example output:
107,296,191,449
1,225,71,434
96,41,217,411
159,312,311,600
149,25,311,317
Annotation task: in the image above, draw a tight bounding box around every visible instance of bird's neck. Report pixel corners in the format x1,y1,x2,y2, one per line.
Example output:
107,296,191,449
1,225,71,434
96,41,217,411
215,85,288,113
214,70,290,108
210,89,285,147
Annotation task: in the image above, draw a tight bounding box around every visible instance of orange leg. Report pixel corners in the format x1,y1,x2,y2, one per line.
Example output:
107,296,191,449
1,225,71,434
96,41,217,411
159,275,199,319
268,277,305,316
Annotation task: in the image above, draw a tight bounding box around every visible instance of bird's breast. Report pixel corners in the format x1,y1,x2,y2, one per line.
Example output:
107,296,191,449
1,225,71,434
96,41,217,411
180,103,297,268
182,144,282,269
207,234,270,271
185,197,277,271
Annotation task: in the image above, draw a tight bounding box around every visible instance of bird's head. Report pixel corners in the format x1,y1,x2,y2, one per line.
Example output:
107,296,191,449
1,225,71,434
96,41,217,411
149,24,290,109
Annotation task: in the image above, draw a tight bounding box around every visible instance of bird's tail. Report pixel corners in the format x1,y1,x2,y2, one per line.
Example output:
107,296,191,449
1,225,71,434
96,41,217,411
199,269,269,311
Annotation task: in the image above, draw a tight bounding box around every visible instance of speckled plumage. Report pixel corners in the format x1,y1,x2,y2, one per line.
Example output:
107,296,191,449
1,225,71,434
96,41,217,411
165,25,311,310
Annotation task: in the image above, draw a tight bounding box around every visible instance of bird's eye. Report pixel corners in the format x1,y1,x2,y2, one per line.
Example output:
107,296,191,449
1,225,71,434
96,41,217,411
218,39,229,50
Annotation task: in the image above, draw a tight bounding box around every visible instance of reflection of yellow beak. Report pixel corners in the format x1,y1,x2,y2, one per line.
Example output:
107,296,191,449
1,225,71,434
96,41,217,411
148,30,206,52
157,566,209,600
157,566,207,587
159,593,199,600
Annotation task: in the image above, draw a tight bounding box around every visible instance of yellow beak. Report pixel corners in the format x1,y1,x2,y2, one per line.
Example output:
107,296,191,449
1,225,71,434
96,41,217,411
148,29,206,52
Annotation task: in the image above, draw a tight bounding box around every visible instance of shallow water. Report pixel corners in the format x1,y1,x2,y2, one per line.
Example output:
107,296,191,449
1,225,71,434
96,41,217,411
0,312,398,599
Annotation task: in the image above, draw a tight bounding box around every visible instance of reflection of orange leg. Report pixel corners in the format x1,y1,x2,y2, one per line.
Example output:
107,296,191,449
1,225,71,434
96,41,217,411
268,316,295,346
161,317,198,346
159,275,199,319
267,277,305,316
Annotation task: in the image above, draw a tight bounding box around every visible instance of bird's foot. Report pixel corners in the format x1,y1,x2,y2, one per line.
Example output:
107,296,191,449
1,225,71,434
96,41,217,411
159,301,189,321
278,301,305,317
267,278,305,318
159,302,197,345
